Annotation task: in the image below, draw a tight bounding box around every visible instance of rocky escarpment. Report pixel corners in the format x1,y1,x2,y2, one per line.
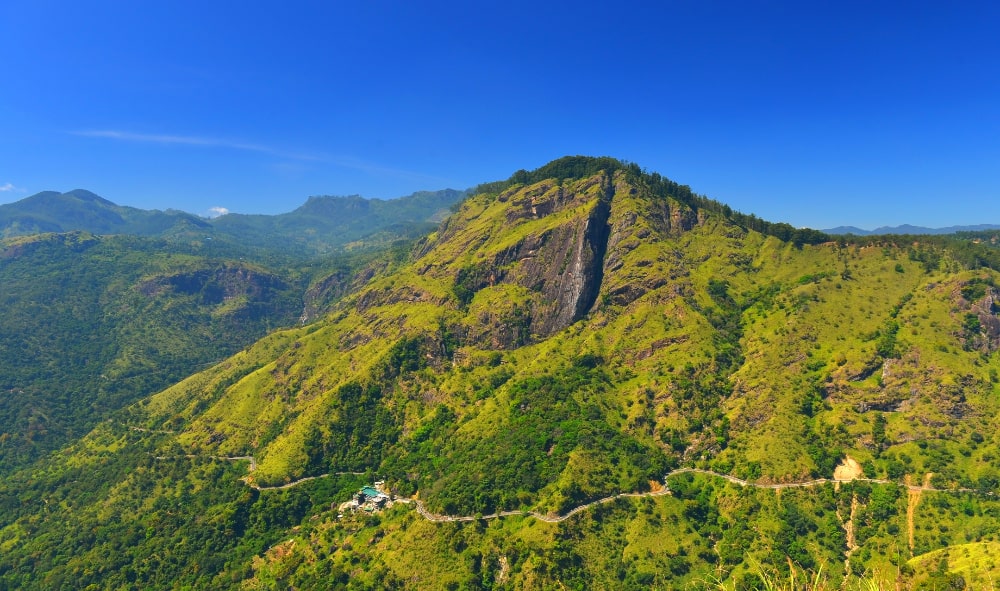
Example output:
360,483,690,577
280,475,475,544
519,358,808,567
138,263,289,316
963,283,1000,352
299,263,384,323
440,174,616,346
513,194,611,336
426,170,707,349
341,167,708,352
599,175,701,307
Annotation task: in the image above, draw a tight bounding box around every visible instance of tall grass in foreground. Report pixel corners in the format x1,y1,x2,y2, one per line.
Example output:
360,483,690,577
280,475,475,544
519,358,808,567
701,559,997,590
698,561,882,591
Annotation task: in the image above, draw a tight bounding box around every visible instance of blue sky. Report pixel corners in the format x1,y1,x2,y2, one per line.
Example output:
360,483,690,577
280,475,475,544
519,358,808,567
1,1,997,229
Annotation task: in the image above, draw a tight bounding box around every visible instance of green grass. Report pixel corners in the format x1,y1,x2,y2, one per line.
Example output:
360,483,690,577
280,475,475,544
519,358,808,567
910,542,1000,589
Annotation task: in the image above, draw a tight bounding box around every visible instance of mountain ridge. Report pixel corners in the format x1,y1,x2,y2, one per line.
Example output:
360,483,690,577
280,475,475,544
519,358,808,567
2,157,1000,589
135,162,999,544
9,186,996,242
0,188,466,256
825,223,1000,235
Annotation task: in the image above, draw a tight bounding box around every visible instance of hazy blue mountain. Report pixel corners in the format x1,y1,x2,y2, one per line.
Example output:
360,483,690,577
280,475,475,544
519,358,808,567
210,189,465,256
0,188,466,256
0,189,210,238
824,223,1000,235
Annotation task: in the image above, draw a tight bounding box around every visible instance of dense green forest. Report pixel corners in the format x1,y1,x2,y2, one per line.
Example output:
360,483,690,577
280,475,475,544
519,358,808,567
0,218,429,471
0,232,305,470
1,158,999,588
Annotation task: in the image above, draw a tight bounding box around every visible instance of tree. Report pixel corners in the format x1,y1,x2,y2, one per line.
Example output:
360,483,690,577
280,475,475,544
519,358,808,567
872,413,889,456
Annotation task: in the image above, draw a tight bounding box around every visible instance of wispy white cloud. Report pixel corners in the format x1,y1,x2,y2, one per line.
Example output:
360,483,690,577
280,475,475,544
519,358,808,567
0,183,17,192
74,129,455,189
73,129,314,159
207,206,230,218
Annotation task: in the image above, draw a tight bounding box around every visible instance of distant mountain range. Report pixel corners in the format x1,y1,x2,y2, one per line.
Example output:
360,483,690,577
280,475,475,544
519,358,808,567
6,189,997,248
0,188,466,256
823,223,1000,235
0,189,211,237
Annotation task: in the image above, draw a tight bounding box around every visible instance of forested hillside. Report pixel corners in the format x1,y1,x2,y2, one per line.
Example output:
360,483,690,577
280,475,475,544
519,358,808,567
0,232,305,470
2,158,999,589
0,185,461,471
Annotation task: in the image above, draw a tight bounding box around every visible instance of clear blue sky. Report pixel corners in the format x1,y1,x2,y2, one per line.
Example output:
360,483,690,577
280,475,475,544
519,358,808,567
2,1,998,229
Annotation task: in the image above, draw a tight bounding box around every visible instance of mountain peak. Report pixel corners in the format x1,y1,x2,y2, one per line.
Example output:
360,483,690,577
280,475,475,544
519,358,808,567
64,188,117,206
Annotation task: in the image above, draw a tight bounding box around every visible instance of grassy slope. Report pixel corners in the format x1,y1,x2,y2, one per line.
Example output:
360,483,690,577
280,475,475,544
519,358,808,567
2,168,1000,588
143,172,1000,577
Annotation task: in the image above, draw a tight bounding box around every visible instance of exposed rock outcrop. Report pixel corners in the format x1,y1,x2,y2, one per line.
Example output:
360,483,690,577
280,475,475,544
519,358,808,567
598,176,699,307
137,264,288,315
968,287,1000,352
300,264,380,323
514,196,611,336
444,173,616,345
433,171,707,348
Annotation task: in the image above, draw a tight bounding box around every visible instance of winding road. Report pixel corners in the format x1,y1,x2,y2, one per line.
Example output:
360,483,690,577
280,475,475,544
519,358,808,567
396,485,675,524
391,467,981,525
150,449,986,523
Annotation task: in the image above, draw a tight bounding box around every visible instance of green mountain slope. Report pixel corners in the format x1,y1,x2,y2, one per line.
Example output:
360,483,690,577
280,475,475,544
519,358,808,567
2,157,999,589
0,185,461,470
0,232,307,470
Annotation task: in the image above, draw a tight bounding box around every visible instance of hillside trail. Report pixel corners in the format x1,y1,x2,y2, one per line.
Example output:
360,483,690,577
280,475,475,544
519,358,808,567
386,467,976,525
906,473,932,555
144,442,983,525
842,494,859,575
243,470,367,491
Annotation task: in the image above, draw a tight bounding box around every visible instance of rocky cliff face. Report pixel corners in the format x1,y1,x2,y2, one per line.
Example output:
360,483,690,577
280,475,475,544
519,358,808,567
299,264,383,324
965,284,1000,352
599,175,700,307
417,171,701,349
508,192,611,336
421,171,705,349
137,263,289,319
